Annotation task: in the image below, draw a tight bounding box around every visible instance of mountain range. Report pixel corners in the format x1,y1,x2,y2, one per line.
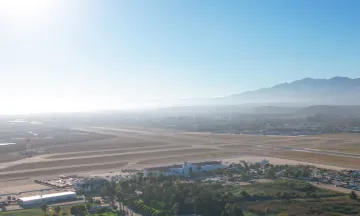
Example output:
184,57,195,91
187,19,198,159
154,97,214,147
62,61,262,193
181,77,360,106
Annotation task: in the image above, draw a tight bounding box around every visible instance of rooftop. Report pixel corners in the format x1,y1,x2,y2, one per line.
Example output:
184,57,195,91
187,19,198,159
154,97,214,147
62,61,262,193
19,191,76,202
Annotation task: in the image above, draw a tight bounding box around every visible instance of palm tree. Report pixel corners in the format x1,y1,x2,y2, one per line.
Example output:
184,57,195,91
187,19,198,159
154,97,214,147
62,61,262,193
189,167,193,177
54,206,61,216
225,203,235,216
265,207,269,216
196,164,201,173
115,191,124,211
172,203,180,216
40,204,48,216
189,195,199,215
101,181,116,205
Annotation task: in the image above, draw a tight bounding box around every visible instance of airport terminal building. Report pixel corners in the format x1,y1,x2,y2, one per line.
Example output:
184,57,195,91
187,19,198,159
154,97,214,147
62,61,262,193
18,192,77,206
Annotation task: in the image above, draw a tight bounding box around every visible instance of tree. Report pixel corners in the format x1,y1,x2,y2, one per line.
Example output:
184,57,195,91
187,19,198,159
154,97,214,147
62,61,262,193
54,206,61,216
225,203,235,216
116,190,124,211
96,207,107,216
196,165,201,173
234,205,244,216
77,204,87,213
70,205,78,215
265,167,276,179
225,203,243,216
240,190,250,201
189,167,193,177
240,173,250,182
41,204,48,216
172,203,180,216
349,191,358,200
101,181,116,205
265,207,269,216
86,197,94,204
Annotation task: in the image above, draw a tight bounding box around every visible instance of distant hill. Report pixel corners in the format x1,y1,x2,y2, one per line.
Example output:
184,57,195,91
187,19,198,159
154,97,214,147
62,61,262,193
224,77,360,105
160,77,360,116
178,77,360,106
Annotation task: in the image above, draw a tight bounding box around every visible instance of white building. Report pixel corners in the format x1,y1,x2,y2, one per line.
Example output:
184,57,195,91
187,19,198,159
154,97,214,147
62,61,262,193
18,192,77,206
174,162,226,177
139,162,227,178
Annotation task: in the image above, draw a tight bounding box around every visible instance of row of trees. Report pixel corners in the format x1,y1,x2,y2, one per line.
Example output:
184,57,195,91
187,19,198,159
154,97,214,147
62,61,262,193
40,203,109,216
98,161,324,216
99,172,246,216
133,200,170,216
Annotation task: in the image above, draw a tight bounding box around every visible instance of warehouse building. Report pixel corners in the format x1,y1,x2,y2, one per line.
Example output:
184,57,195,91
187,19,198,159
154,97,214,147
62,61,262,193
18,191,77,206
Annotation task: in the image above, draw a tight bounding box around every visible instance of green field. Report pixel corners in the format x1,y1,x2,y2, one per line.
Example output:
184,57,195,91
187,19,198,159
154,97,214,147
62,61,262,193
0,205,73,216
0,208,45,216
0,204,120,216
247,197,360,216
0,207,119,216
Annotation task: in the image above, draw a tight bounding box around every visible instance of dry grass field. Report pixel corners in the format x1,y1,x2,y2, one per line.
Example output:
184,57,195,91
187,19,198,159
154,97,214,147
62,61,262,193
0,148,214,172
0,153,26,163
48,145,188,159
265,150,360,169
181,132,360,154
0,162,128,180
46,139,169,153
1,126,360,181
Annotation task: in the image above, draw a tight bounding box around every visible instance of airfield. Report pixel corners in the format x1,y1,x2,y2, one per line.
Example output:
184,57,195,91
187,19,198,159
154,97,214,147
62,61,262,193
1,126,360,186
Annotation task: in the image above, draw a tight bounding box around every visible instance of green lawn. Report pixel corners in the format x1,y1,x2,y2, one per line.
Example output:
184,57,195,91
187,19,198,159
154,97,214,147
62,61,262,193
0,204,76,216
0,206,120,216
0,208,46,216
235,180,341,198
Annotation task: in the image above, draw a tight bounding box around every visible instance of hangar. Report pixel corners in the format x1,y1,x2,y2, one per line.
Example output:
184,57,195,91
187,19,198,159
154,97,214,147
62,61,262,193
18,191,77,206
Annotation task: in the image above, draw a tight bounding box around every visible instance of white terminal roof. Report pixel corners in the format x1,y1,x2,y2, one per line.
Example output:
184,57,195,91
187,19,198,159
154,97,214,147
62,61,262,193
19,191,76,202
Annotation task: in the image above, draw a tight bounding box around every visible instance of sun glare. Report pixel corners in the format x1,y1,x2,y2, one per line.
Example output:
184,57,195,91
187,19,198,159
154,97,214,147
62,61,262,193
0,0,62,26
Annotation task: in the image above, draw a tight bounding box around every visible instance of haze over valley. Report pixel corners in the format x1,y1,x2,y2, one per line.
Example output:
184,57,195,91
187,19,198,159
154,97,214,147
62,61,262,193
1,1,360,215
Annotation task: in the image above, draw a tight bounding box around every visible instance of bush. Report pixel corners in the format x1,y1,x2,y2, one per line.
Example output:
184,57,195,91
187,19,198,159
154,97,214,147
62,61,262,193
272,180,315,192
134,200,164,216
349,191,358,200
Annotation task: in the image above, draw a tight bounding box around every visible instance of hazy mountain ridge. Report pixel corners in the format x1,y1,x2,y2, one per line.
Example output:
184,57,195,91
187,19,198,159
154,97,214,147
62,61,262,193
221,76,360,105
178,77,360,107
163,77,360,116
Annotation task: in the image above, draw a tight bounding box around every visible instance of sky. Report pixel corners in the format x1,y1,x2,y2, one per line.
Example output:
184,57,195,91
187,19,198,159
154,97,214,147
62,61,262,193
0,0,359,114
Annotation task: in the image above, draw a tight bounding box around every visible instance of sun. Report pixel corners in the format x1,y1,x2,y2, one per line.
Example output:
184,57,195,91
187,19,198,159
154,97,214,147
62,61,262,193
0,0,62,26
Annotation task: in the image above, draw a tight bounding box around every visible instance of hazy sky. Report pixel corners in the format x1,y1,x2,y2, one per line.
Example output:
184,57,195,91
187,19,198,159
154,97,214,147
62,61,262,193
0,0,359,114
